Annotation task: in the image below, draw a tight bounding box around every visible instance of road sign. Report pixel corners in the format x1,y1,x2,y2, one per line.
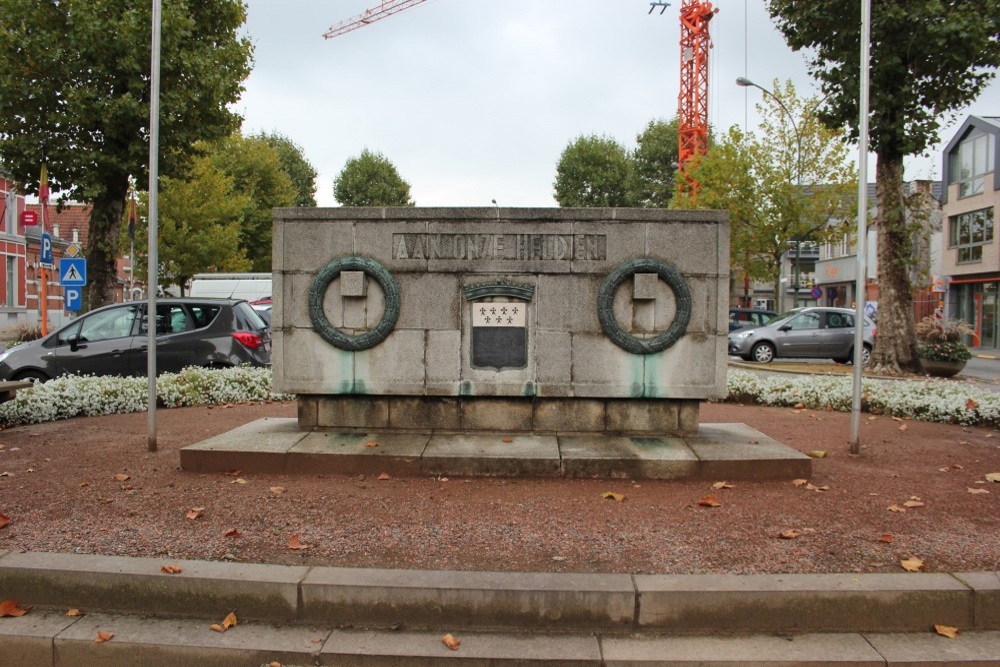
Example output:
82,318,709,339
21,210,37,226
59,257,87,286
810,286,823,300
40,232,53,268
64,287,82,312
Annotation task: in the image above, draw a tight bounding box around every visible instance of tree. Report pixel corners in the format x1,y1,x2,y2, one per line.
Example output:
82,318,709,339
553,134,635,207
212,134,296,272
672,82,857,306
768,0,1000,373
254,131,318,207
333,149,414,206
0,0,252,308
131,156,251,296
632,118,680,208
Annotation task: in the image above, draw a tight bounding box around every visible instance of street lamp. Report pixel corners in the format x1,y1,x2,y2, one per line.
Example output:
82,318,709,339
737,76,804,310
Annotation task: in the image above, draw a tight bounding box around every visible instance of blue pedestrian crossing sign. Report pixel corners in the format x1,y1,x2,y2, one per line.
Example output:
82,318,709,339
59,257,87,287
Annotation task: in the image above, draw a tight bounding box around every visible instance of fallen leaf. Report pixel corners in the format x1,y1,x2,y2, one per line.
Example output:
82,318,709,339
698,494,721,508
114,474,129,482
224,528,242,538
232,478,247,485
210,623,225,633
903,499,925,508
968,487,990,495
79,482,90,487
900,557,925,572
0,513,9,529
792,479,808,487
878,534,894,543
222,612,237,630
938,467,950,472
442,633,461,651
0,600,32,617
711,481,734,490
501,437,513,443
600,491,625,502
269,486,286,495
377,473,391,481
805,450,827,459
778,529,801,539
935,624,959,639
269,663,282,667
966,398,978,411
0,471,11,477
186,507,205,520
898,424,909,432
66,608,82,617
986,472,1000,483
805,483,830,492
794,402,805,409
888,504,907,513
287,533,308,550
892,416,903,422
95,630,114,643
160,565,183,574
364,440,379,448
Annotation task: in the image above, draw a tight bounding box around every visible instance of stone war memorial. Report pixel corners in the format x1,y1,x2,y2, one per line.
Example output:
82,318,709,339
181,207,808,480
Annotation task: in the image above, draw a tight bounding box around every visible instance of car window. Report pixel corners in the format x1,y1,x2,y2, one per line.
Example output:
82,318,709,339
752,313,771,326
787,312,822,331
826,312,854,329
188,305,220,329
138,305,192,335
234,301,268,331
58,305,139,345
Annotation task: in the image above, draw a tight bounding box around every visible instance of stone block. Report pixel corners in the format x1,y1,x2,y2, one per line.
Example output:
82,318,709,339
533,398,605,432
316,396,390,429
274,327,354,394
425,329,461,393
605,399,679,434
559,435,698,479
356,219,431,271
863,629,1000,666
389,396,462,430
534,330,572,387
425,220,576,274
340,270,366,297
634,572,972,633
422,434,561,476
301,568,634,631
0,609,76,667
570,219,645,274
353,329,425,395
688,423,811,480
955,572,1000,630
633,272,659,300
287,432,427,476
645,220,726,276
641,335,723,399
678,399,700,433
535,274,602,333
279,219,356,274
570,334,644,398
396,272,461,330
461,397,533,431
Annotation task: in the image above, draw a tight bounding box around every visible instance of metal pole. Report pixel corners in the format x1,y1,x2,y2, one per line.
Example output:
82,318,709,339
147,0,161,453
850,0,872,455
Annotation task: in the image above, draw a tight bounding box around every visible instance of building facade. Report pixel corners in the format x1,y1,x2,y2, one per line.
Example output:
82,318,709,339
940,116,1000,348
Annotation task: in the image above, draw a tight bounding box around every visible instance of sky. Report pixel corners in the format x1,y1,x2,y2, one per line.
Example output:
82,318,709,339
237,0,1000,208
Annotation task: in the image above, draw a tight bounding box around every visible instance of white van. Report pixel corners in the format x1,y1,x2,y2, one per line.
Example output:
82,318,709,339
188,273,271,303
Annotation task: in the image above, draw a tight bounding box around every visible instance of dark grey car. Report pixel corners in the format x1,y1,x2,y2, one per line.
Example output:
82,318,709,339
0,298,270,382
727,306,876,364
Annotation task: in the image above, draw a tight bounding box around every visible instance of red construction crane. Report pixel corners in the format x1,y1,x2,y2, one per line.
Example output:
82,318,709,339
677,0,717,200
324,0,430,40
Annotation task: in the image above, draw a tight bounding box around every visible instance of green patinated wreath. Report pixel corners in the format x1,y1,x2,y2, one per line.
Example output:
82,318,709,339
598,258,692,355
308,256,400,351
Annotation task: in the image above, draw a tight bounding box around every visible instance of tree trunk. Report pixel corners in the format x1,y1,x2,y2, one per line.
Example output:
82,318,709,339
85,177,129,309
870,153,920,374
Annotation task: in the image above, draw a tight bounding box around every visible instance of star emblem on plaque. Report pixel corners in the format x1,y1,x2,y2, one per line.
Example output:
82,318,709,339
464,280,535,371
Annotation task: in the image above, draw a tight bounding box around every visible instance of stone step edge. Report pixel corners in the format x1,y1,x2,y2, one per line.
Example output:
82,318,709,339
0,551,996,635
3,611,999,667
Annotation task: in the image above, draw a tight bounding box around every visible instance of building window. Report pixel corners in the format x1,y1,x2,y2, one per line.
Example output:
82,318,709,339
949,207,994,264
5,256,14,307
949,132,996,198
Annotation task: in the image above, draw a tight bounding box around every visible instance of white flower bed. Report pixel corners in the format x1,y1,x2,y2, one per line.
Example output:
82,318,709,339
1,367,997,429
725,369,1000,426
0,366,292,428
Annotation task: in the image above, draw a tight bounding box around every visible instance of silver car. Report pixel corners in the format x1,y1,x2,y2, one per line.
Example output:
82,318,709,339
727,306,876,364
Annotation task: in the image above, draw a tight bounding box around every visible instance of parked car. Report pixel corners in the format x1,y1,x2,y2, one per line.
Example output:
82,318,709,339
0,298,271,382
728,307,777,332
727,306,876,364
250,301,272,328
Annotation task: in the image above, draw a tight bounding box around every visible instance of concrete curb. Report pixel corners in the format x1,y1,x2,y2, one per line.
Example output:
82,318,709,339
1,551,997,634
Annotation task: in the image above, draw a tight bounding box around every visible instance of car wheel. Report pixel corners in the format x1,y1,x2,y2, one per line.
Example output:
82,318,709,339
837,346,872,366
751,342,776,363
13,370,49,383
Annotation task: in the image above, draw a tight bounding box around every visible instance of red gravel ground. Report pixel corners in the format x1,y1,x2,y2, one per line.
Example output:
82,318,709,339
0,400,998,575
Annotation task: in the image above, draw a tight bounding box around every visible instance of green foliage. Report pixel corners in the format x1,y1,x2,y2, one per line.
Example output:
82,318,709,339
212,134,297,272
254,131,318,207
333,149,414,206
672,82,857,299
632,118,680,208
768,0,1000,372
553,134,636,207
131,154,251,295
0,0,252,308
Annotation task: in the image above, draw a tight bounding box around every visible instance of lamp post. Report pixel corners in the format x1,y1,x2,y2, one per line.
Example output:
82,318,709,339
736,76,803,310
